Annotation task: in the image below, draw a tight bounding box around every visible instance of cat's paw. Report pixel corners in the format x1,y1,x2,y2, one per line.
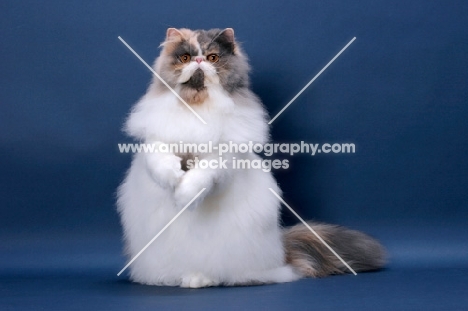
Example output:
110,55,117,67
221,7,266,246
146,153,185,188
180,273,217,288
174,170,211,210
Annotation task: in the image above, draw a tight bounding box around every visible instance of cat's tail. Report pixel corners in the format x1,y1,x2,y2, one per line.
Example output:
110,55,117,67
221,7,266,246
283,222,386,277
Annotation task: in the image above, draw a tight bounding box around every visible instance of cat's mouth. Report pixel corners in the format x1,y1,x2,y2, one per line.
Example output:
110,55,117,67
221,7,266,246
182,68,205,91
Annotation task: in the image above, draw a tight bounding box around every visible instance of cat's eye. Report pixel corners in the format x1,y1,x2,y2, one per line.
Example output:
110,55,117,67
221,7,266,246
207,54,219,63
179,54,191,63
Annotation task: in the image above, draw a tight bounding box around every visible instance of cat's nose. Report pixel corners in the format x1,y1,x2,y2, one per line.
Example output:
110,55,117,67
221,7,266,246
195,57,203,64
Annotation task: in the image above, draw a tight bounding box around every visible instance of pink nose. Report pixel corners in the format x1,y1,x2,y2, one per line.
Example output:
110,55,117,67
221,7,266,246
195,57,203,64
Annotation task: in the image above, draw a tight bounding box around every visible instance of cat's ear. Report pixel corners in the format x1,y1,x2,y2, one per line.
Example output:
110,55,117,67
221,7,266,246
166,28,184,40
220,28,235,44
216,28,237,54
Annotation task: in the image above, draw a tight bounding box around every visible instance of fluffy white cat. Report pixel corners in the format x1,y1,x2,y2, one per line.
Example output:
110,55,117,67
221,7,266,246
117,28,385,288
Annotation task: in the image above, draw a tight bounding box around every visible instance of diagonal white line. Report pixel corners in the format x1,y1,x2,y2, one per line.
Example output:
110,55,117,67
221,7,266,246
268,37,356,124
268,188,357,276
117,188,207,276
118,36,207,125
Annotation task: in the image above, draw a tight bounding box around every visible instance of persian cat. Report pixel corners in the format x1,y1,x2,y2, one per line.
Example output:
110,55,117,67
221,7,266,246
117,28,385,288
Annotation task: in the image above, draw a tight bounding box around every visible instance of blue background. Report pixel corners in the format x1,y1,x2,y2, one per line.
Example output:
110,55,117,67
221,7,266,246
1,0,467,310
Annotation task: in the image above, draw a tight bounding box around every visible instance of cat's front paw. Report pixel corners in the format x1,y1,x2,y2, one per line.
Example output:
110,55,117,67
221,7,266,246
146,153,185,189
174,170,211,210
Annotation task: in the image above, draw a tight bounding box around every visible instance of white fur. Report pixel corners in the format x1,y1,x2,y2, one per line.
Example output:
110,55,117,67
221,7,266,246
117,63,300,287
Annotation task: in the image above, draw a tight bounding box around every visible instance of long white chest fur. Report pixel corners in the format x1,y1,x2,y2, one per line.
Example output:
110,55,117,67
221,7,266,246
117,86,299,287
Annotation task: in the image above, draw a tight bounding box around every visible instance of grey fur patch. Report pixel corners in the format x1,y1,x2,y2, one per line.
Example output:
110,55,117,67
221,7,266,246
184,68,205,91
283,222,387,277
195,28,251,93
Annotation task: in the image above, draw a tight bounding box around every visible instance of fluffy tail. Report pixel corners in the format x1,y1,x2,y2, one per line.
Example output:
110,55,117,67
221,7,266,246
283,222,386,277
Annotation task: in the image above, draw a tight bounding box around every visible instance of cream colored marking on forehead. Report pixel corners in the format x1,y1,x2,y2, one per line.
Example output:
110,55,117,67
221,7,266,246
191,34,203,56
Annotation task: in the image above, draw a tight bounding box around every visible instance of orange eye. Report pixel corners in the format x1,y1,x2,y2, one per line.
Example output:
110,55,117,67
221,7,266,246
179,54,191,63
207,54,219,63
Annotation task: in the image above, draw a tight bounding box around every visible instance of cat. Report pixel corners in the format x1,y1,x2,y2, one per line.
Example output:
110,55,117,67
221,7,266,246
117,28,386,288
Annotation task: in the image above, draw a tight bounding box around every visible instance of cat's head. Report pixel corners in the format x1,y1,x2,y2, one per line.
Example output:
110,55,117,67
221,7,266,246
153,28,250,105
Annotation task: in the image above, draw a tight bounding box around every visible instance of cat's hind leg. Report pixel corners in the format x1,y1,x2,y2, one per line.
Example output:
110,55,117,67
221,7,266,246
180,273,219,288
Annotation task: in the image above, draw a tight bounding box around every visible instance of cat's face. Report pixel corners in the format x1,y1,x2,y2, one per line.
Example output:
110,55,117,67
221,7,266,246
155,28,249,105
